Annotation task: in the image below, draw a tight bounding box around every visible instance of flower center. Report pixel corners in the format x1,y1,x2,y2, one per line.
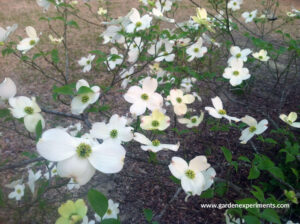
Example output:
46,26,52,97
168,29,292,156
236,53,241,58
110,129,118,138
233,2,237,5
152,139,160,146
17,189,21,194
86,60,91,65
52,169,57,174
233,71,239,76
249,126,257,133
151,120,160,127
29,40,36,46
76,143,92,158
136,21,142,27
163,51,168,56
259,56,263,59
218,109,227,115
176,97,182,103
185,169,195,179
191,118,197,123
141,93,149,100
193,47,199,53
81,95,89,103
24,106,34,115
107,209,112,215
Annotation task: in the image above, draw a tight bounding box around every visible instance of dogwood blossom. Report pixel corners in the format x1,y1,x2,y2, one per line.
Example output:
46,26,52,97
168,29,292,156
49,34,63,44
140,109,170,130
37,128,126,185
17,26,39,54
126,8,152,33
155,45,175,62
180,77,196,92
8,184,25,201
106,48,123,70
228,46,252,64
78,54,95,73
186,38,207,62
178,112,204,128
27,169,41,194
227,0,243,11
102,199,120,220
151,7,175,23
242,10,257,23
167,89,195,116
239,115,268,144
202,167,216,191
123,77,163,116
205,96,240,122
0,77,17,101
97,7,107,15
223,58,251,86
71,79,100,115
133,132,179,152
101,25,125,44
0,24,17,44
252,49,270,61
9,96,45,132
36,0,51,11
90,114,133,144
119,67,135,89
279,112,300,128
169,156,211,196
155,0,172,13
126,37,144,63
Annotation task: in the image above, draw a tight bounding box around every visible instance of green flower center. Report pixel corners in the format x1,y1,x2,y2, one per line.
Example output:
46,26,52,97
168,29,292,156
194,48,199,53
110,129,118,138
163,51,168,56
218,109,227,115
236,53,241,58
191,118,197,123
24,106,34,115
107,209,112,215
152,139,160,146
29,40,36,45
185,169,196,179
259,56,263,59
233,2,237,5
81,95,89,103
17,189,21,194
76,143,92,158
249,126,257,133
141,93,149,100
136,21,142,27
52,169,57,174
233,71,239,76
86,60,91,65
151,120,160,127
176,97,182,103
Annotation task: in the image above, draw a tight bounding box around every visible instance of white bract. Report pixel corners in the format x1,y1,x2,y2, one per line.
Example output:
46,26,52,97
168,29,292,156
37,128,126,185
123,77,163,116
228,46,252,64
252,49,270,61
186,38,207,62
102,199,120,220
126,37,143,63
205,96,240,123
90,114,133,144
97,7,107,16
180,77,196,93
133,132,179,153
120,67,135,89
178,112,204,128
71,79,100,115
8,184,25,201
9,96,45,132
0,24,17,44
101,25,125,44
279,112,300,128
239,115,268,144
67,178,81,190
27,169,42,194
223,58,251,86
227,0,243,11
17,26,39,54
126,8,152,33
151,7,175,23
242,10,258,23
155,0,173,13
78,54,95,73
36,0,51,11
168,156,212,196
106,48,123,70
49,35,63,44
155,45,175,62
0,77,17,101
167,89,195,116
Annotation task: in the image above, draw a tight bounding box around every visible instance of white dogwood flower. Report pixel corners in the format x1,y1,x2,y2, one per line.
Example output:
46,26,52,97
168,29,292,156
169,156,211,196
123,77,163,116
17,26,39,54
227,0,243,11
186,38,207,62
223,58,250,86
279,112,300,128
252,49,270,61
0,24,17,44
205,96,240,123
239,115,268,144
180,77,196,93
120,67,135,89
0,77,17,101
155,0,173,13
102,199,120,220
126,8,152,33
106,48,123,70
140,109,170,130
27,169,41,194
228,46,252,64
133,132,179,153
37,128,126,185
178,112,204,128
155,45,175,62
126,37,144,63
97,7,107,16
49,35,63,44
36,0,51,11
9,96,45,132
8,184,25,201
71,79,100,115
167,89,195,116
101,25,125,44
151,7,175,23
90,114,133,144
242,10,257,23
202,167,216,191
78,54,95,73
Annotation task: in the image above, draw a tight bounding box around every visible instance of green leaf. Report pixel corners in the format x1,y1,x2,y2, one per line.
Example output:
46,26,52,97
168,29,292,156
0,108,10,118
260,209,281,224
199,188,214,198
35,120,43,142
87,189,108,218
235,198,257,205
101,219,120,224
248,166,260,179
0,187,4,207
215,182,227,197
244,215,261,224
77,86,94,95
238,156,251,163
53,85,74,95
51,49,59,64
143,208,153,222
268,167,285,181
221,146,232,162
250,185,265,202
67,20,79,29
169,176,180,185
